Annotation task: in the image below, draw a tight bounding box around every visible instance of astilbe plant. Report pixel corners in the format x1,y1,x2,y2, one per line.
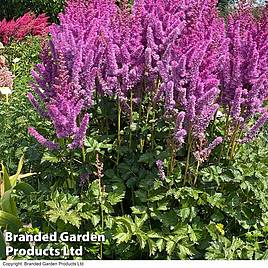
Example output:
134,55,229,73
135,0,227,182
28,0,118,150
0,12,49,45
29,43,90,150
220,5,268,160
28,0,268,184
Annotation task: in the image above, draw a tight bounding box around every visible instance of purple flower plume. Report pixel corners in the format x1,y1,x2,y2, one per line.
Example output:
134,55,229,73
240,111,268,143
194,137,223,163
174,112,187,147
27,0,268,157
68,113,90,149
221,6,268,137
156,160,166,181
28,127,59,150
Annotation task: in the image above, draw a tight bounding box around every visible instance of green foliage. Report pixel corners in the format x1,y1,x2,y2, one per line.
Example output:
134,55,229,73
0,36,49,173
9,133,267,260
0,156,36,260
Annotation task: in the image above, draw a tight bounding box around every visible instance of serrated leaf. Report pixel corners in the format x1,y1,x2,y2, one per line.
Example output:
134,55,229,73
178,244,193,259
90,180,100,197
90,214,100,226
148,194,165,202
179,207,190,221
66,212,81,228
116,216,135,233
115,232,132,244
148,238,157,256
166,240,176,255
188,225,197,243
107,184,125,205
156,238,165,252
216,223,225,236
135,214,148,228
211,210,224,222
131,206,147,214
136,231,147,249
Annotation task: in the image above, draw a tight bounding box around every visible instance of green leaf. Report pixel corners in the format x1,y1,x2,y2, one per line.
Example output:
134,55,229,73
116,216,135,233
166,240,176,255
156,238,165,252
148,193,165,202
1,164,11,192
15,182,35,194
0,210,22,232
136,231,147,249
179,207,190,221
148,238,157,256
1,189,17,216
134,214,148,228
138,152,155,164
90,214,100,227
10,173,36,185
41,152,60,163
107,184,125,205
9,155,24,186
188,225,197,243
66,212,81,228
114,232,132,244
90,180,100,197
259,250,268,260
211,210,224,222
178,244,193,259
131,206,147,214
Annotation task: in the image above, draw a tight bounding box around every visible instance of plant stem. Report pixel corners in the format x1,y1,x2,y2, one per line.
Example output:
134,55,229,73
81,145,86,163
193,161,200,186
98,176,104,260
218,112,230,162
139,79,145,153
117,97,121,167
232,130,243,158
129,90,133,150
169,132,176,175
139,79,145,120
183,126,193,186
151,76,160,150
141,104,152,152
227,123,240,161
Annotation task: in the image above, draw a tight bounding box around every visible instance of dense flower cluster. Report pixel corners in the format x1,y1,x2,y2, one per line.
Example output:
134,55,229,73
0,43,14,90
28,0,268,161
29,44,90,149
124,1,226,163
0,12,49,44
219,5,268,147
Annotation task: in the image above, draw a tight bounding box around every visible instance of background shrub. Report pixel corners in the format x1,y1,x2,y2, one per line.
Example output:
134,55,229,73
0,0,65,22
